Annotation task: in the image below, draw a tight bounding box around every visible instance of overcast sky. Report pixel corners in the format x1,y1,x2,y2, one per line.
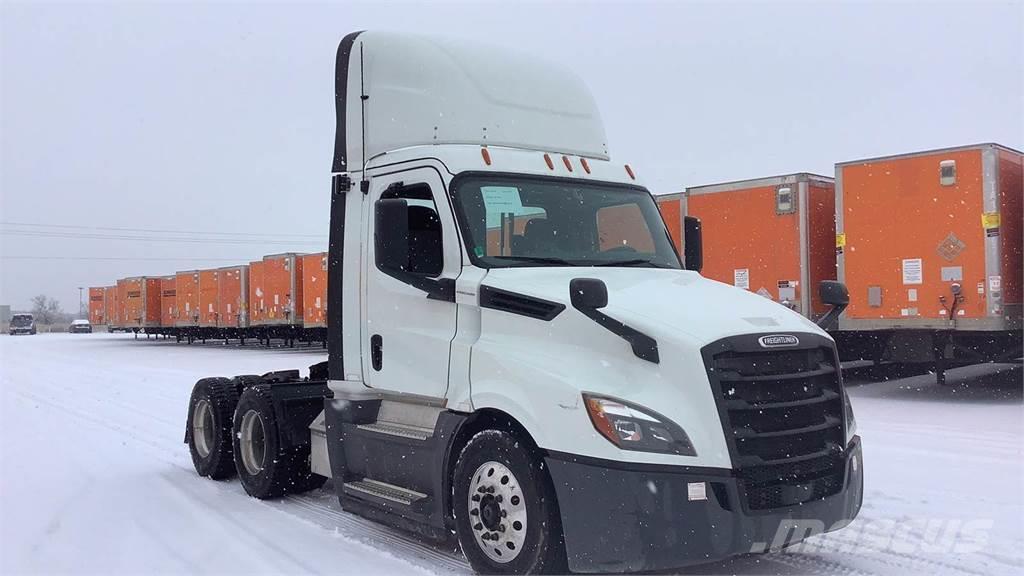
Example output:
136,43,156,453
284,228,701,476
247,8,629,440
1,1,1021,312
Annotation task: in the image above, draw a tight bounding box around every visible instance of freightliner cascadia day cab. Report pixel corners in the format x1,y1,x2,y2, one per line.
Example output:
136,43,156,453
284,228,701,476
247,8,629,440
184,32,862,574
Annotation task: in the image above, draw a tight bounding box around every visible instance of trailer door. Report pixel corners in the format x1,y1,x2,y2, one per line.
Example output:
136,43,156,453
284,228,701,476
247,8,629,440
362,168,459,399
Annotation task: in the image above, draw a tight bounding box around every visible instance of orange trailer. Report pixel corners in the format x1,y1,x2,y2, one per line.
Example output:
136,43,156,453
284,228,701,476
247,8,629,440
678,173,836,319
837,143,1022,332
217,265,249,328
88,287,106,325
248,260,265,325
656,194,684,252
250,253,303,326
198,269,220,327
159,276,177,327
117,276,161,329
301,252,328,328
103,285,119,328
175,270,201,327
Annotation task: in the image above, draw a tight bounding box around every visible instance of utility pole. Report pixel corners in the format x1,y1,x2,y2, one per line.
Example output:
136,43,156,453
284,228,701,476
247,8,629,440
78,287,84,319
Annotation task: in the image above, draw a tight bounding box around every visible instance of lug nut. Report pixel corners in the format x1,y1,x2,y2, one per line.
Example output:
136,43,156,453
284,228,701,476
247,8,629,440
477,486,486,493
487,486,495,493
495,495,503,503
501,510,507,518
498,524,506,532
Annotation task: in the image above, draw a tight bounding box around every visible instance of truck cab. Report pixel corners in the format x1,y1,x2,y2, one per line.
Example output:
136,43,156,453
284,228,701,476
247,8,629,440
185,31,862,574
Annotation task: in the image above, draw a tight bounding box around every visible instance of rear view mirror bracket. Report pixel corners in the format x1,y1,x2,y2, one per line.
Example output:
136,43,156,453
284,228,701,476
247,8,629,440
816,280,849,330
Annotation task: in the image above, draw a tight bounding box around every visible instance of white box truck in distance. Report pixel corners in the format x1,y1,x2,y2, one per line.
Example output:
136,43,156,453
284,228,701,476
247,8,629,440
184,31,862,574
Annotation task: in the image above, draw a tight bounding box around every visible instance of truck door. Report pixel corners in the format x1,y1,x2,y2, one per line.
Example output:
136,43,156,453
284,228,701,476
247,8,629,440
363,168,460,399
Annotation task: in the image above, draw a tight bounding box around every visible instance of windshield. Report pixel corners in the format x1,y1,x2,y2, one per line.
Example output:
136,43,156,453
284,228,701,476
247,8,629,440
11,315,33,327
451,175,681,269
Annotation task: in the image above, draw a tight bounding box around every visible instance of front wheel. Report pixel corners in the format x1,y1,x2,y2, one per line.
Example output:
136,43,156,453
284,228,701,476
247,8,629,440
454,430,566,574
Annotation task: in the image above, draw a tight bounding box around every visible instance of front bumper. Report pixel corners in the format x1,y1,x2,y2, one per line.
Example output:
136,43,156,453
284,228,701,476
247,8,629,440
545,436,863,573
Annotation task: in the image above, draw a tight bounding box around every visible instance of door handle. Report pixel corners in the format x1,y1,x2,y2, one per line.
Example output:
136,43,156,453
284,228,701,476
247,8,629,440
371,334,383,371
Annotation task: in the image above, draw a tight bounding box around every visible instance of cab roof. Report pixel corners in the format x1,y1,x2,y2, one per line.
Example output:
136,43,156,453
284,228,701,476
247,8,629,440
333,31,609,173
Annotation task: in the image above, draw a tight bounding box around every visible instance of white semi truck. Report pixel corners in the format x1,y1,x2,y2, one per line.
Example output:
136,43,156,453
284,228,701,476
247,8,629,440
185,31,863,574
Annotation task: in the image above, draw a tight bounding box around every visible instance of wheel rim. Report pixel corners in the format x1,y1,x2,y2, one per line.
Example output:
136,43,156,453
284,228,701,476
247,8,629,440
467,461,527,564
192,399,216,458
239,409,267,476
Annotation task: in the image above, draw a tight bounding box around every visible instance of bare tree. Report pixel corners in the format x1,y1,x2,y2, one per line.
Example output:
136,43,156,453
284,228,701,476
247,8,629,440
30,294,64,325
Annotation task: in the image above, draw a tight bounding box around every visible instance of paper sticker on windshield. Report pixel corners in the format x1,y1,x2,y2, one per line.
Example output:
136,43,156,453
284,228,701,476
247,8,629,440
482,186,523,215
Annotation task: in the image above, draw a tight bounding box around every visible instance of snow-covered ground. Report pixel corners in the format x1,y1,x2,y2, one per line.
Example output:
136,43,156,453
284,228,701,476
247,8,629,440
1,333,1020,575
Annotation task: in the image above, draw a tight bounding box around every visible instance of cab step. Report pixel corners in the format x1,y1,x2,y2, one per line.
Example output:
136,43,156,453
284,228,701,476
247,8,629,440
356,421,433,441
343,479,428,506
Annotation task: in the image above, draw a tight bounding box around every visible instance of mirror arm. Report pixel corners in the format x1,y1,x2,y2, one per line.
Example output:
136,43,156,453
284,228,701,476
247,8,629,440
815,303,847,330
570,278,659,363
380,267,455,303
426,277,456,302
815,280,850,330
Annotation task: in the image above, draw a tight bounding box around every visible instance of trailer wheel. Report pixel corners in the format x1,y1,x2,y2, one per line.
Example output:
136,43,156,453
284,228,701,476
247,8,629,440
186,377,239,479
231,386,325,499
454,430,566,575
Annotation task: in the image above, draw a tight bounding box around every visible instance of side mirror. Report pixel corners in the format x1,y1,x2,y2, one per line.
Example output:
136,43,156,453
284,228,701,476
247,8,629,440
375,198,409,271
819,280,849,307
569,278,608,309
816,280,849,330
683,216,703,272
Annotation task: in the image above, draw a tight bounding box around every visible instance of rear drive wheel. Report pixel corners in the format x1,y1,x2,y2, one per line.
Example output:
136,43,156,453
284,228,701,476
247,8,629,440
232,385,325,499
454,430,566,574
186,377,239,479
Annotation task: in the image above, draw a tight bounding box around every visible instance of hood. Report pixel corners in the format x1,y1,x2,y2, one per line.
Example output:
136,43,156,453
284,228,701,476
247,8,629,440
480,267,829,347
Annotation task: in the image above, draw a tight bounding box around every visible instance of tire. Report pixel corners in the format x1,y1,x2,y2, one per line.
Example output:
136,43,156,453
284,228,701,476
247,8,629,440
186,377,239,479
231,374,263,396
231,385,325,499
454,430,566,575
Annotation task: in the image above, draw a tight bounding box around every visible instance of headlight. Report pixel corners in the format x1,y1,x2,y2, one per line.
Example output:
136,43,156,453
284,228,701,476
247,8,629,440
583,394,696,456
843,389,857,445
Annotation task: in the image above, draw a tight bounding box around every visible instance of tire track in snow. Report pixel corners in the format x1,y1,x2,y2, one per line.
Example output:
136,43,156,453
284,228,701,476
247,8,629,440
794,528,995,576
283,493,471,574
7,381,468,574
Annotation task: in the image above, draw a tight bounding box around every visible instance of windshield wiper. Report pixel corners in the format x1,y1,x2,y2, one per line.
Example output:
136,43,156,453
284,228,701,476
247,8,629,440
593,258,676,269
491,255,577,266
